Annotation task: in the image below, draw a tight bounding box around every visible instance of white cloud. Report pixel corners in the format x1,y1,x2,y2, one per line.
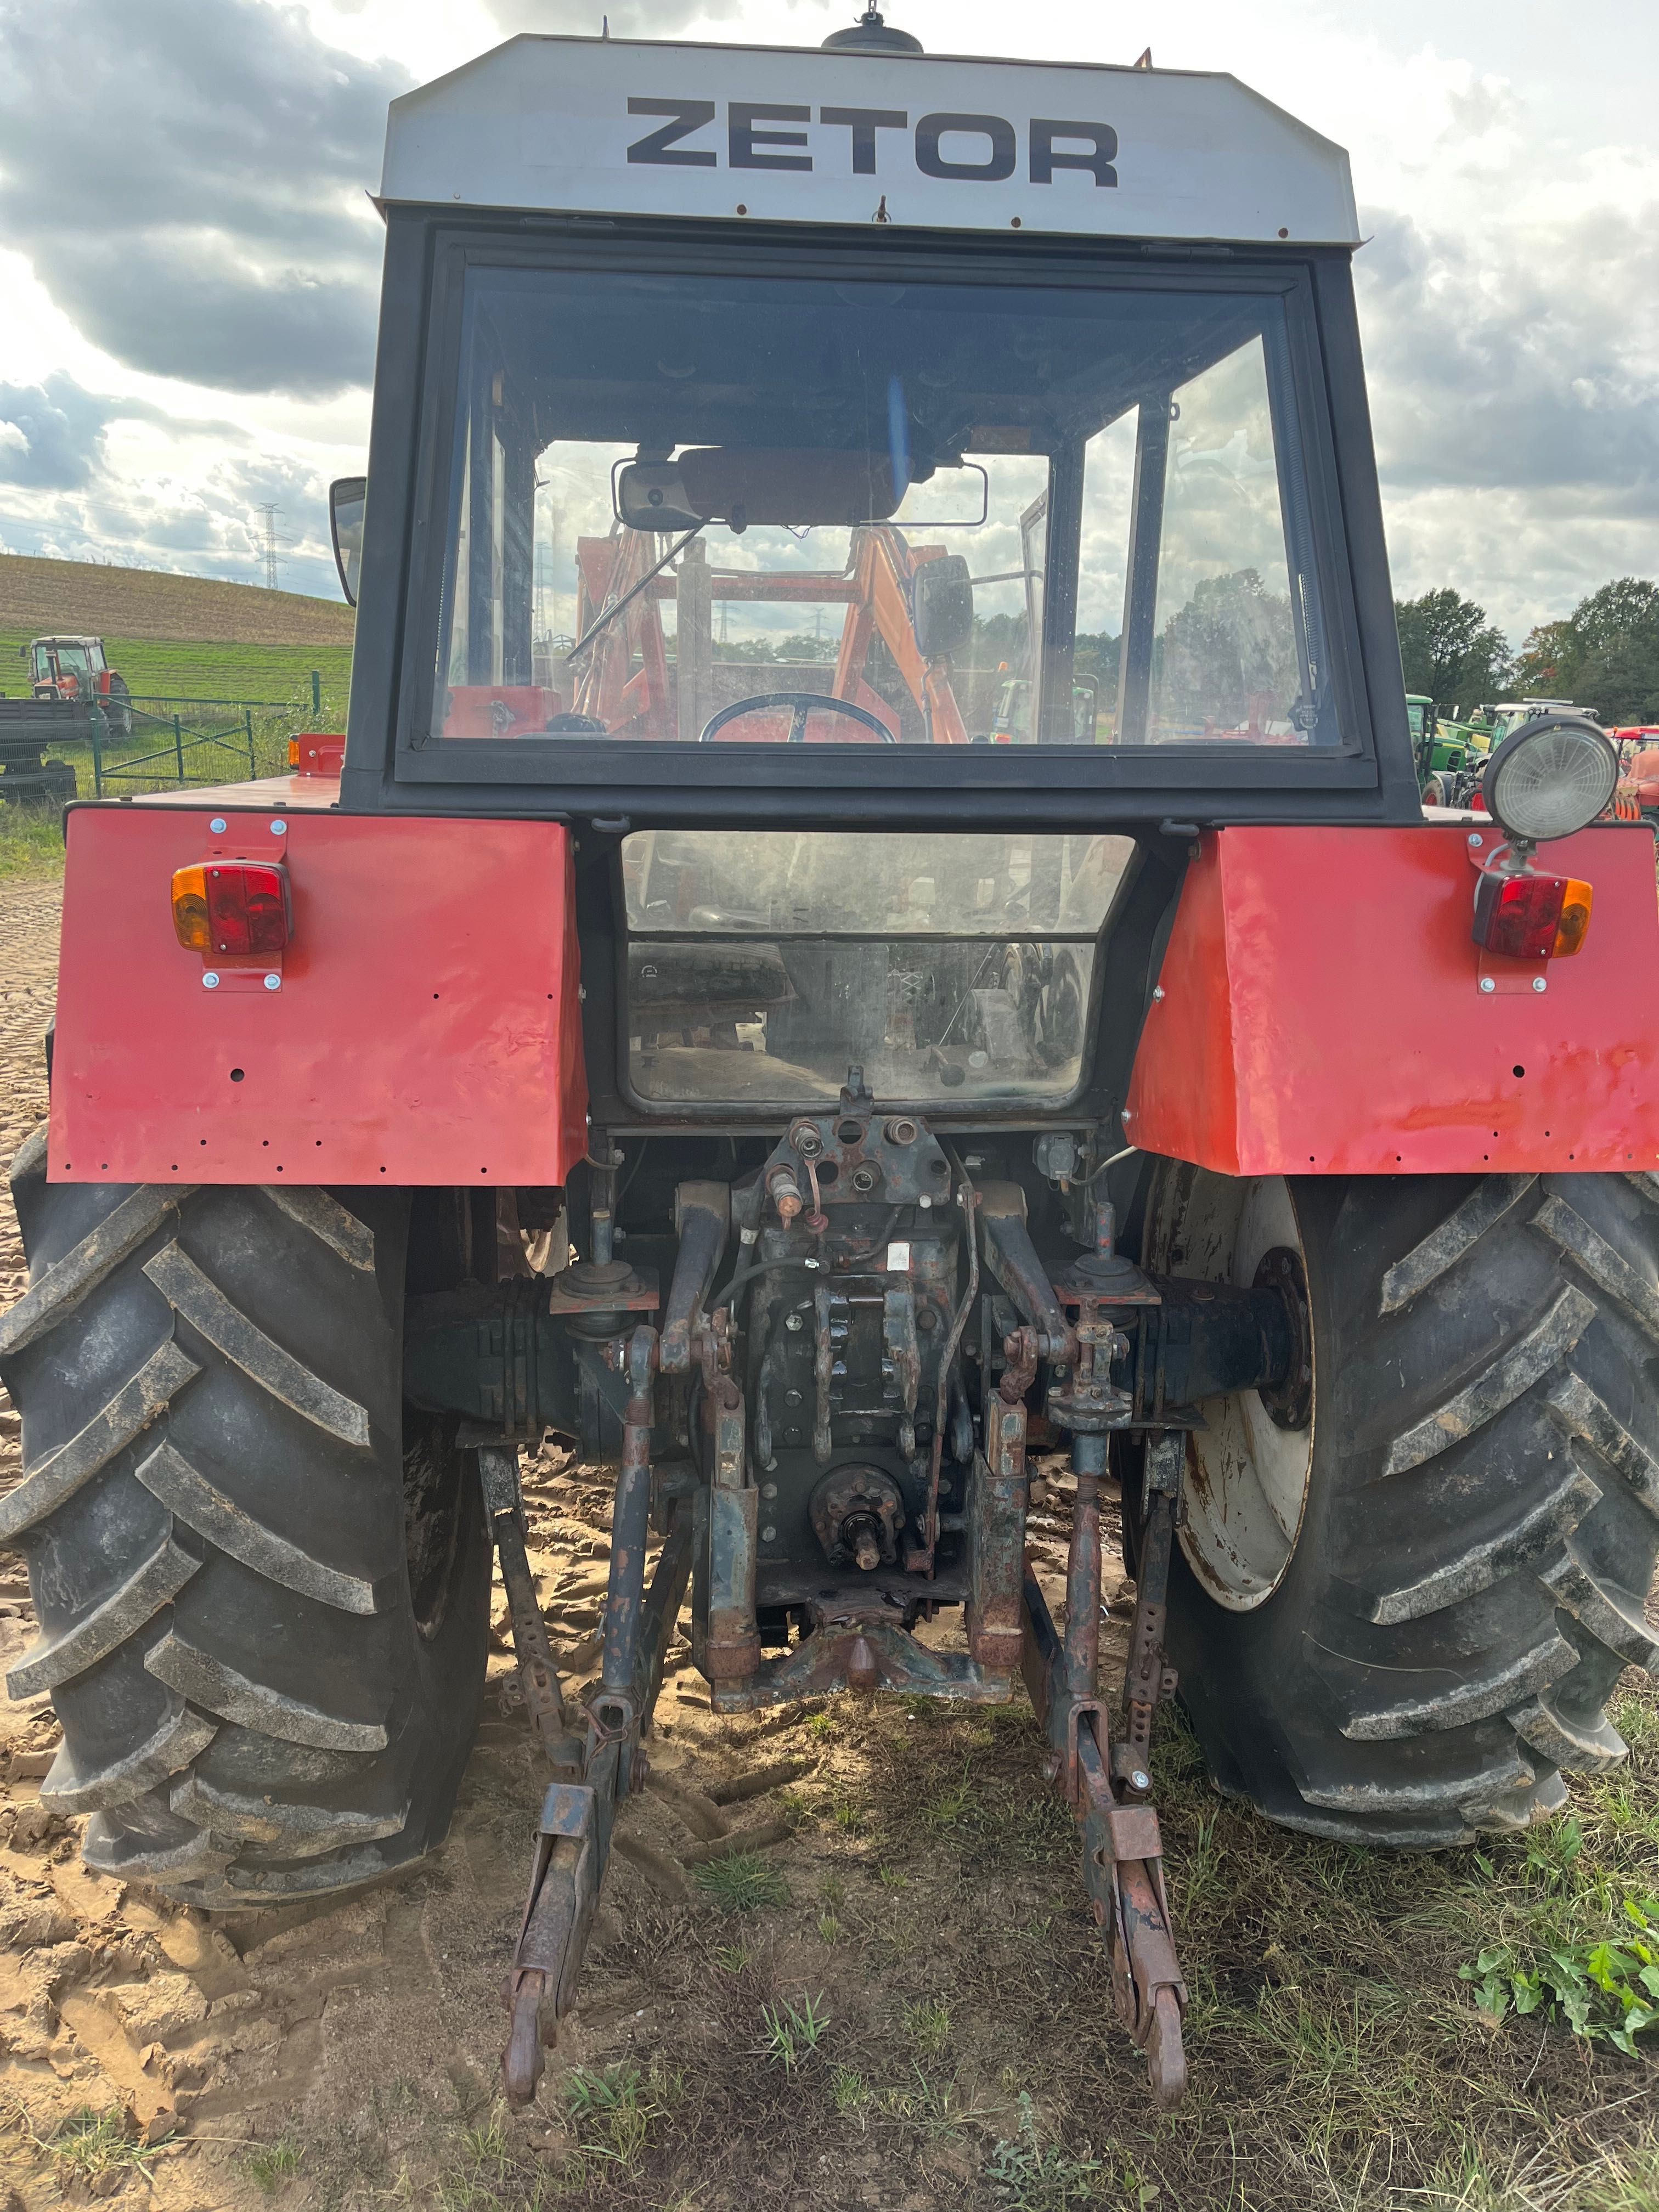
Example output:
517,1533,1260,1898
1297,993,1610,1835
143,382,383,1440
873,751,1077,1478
0,0,1652,634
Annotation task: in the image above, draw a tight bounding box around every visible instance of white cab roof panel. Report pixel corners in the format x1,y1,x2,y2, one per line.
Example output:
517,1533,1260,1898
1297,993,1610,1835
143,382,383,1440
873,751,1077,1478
381,36,1359,248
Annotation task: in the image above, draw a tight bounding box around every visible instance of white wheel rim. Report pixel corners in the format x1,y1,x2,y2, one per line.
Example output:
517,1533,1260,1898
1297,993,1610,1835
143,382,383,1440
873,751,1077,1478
1146,1167,1314,1611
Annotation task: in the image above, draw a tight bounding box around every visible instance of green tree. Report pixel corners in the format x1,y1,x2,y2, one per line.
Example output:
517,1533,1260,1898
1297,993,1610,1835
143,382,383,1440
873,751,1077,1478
1514,578,1659,725
1513,618,1578,696
1394,587,1512,713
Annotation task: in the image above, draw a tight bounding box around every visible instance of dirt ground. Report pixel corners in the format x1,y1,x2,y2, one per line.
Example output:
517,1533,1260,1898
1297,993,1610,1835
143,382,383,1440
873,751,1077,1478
1,873,1656,2212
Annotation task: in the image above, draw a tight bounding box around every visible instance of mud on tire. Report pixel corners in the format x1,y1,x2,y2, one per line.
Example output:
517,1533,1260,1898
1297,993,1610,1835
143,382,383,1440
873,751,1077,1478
0,1134,489,1904
1142,1168,1659,1846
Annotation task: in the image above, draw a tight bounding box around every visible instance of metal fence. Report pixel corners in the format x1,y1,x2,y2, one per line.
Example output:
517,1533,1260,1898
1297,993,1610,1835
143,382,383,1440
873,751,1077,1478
81,677,335,798
89,699,262,797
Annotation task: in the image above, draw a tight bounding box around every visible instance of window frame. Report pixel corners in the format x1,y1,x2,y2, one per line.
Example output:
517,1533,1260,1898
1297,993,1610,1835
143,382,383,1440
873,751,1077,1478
354,211,1411,826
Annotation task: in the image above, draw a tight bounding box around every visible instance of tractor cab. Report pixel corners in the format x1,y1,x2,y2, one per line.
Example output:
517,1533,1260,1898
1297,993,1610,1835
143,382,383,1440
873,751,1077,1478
1477,698,1592,742
20,633,130,735
26,634,106,700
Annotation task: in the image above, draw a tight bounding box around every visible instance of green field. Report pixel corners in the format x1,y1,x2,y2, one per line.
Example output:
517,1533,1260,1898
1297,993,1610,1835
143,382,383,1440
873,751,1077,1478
0,630,352,719
0,633,354,878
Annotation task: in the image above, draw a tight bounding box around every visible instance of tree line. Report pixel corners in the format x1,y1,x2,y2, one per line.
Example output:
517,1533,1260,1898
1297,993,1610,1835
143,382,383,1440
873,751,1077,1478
1396,578,1659,725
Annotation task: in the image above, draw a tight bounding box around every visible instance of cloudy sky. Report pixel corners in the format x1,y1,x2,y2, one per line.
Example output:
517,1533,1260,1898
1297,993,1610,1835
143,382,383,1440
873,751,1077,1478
0,0,1654,644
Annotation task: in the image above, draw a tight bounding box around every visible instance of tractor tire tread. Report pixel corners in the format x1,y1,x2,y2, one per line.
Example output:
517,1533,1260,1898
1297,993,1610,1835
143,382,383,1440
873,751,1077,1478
0,1152,487,1906
1161,1169,1659,1847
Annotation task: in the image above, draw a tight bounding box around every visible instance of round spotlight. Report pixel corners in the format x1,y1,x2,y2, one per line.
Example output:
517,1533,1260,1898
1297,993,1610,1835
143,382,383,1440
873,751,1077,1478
1482,715,1617,844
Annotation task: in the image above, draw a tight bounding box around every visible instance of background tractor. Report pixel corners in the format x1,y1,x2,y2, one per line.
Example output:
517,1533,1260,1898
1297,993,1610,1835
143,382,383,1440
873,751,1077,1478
3,15,1658,2124
20,634,132,735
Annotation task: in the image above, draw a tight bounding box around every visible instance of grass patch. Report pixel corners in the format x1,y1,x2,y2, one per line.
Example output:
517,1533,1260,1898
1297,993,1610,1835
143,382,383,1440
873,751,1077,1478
0,797,67,878
246,2131,304,2192
18,2105,168,2186
759,1992,830,2072
690,1848,789,1913
902,1996,951,2054
565,2061,679,2168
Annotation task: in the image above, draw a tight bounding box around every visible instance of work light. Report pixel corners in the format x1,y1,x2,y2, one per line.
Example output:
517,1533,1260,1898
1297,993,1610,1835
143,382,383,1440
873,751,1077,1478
1481,715,1618,844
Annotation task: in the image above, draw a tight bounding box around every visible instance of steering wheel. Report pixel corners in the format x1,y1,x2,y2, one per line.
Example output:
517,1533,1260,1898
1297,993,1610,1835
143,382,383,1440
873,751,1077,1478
698,692,897,743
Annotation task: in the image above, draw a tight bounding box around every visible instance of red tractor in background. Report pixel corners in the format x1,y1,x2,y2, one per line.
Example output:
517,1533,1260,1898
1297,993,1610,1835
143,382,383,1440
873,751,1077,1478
5,14,1659,2122
1613,726,1659,820
21,635,132,737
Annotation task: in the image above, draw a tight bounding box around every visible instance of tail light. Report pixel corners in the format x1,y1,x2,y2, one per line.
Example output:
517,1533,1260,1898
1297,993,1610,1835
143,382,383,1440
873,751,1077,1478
1472,867,1593,960
288,735,346,775
172,861,292,956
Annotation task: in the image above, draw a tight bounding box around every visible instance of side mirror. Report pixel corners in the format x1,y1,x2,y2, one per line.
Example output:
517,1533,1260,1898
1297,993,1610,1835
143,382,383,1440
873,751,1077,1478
912,555,973,660
329,476,366,607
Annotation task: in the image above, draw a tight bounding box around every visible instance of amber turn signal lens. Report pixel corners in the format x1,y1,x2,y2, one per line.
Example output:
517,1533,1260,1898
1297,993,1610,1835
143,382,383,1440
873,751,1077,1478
172,861,291,957
1553,878,1593,956
171,865,211,952
287,737,301,768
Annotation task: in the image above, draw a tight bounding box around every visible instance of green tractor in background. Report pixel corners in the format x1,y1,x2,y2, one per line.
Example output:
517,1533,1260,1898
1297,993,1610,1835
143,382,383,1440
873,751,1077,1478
1410,695,1489,804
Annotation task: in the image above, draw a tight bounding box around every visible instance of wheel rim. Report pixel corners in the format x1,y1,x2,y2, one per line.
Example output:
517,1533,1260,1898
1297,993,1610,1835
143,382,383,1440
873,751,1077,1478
1145,1166,1314,1611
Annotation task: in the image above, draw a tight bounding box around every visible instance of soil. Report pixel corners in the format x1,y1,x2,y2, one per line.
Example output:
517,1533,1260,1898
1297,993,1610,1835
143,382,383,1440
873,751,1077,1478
0,555,354,650
0,874,1655,2212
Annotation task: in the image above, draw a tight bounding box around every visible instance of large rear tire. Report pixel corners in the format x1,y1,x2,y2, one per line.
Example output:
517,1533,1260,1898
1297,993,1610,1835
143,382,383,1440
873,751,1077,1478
0,1136,489,1904
1137,1165,1659,1845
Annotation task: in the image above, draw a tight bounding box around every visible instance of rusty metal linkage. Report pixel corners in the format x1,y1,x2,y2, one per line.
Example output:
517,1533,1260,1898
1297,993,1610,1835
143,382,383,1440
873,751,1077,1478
500,1324,692,2108
1025,1293,1189,2111
476,1443,583,1776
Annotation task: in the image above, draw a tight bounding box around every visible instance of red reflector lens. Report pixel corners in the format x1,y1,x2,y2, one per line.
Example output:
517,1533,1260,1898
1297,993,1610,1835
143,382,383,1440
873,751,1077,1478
195,862,291,956
1472,868,1592,960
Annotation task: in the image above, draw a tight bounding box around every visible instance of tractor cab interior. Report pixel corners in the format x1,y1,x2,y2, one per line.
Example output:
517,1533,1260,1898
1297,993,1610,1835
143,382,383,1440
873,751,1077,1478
621,826,1133,1107
428,263,1339,754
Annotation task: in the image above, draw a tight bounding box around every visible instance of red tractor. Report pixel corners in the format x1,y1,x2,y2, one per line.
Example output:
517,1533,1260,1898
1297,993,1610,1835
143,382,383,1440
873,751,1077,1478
4,13,1658,2118
21,634,132,737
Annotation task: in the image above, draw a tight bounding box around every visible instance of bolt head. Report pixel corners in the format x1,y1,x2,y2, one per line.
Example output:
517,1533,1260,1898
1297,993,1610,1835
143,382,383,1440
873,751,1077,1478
1130,1768,1152,1792
1479,976,1496,994
269,819,287,835
785,1312,804,1332
1532,975,1548,993
202,972,220,989
1468,832,1483,847
263,972,281,991
761,1525,777,1543
1121,1108,1132,1124
1152,985,1165,1001
208,817,227,834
